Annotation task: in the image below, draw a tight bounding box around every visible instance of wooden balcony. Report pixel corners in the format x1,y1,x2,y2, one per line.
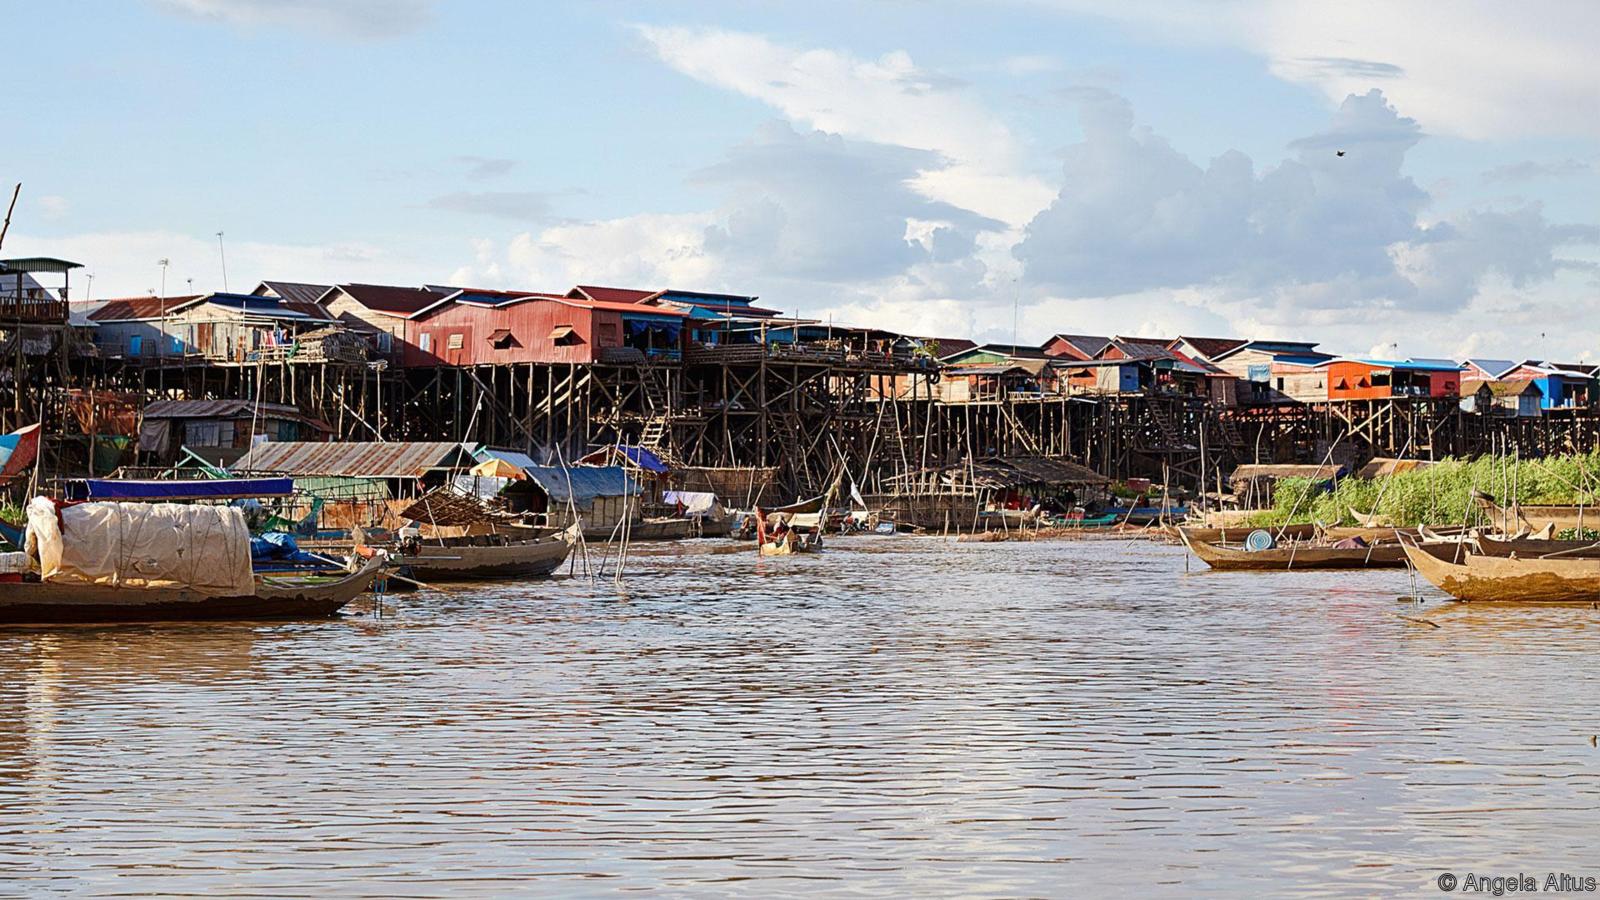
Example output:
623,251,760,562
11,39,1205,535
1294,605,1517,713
0,295,68,324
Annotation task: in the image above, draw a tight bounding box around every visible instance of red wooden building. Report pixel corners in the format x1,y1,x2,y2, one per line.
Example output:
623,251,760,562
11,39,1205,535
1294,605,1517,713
1324,359,1461,401
403,289,689,367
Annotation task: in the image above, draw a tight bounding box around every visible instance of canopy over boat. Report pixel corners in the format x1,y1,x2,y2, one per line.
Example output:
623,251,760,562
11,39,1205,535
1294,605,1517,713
63,477,294,502
26,496,255,596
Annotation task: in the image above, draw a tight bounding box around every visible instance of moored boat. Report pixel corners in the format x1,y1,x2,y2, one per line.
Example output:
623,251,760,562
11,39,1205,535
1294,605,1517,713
3,496,386,624
1399,533,1600,602
1178,526,1407,570
396,529,575,580
0,556,387,624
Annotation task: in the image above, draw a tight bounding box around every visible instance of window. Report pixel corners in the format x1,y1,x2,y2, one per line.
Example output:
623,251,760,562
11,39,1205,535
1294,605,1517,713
1371,372,1391,387
377,331,393,352
447,333,464,350
488,328,518,349
550,325,582,346
597,323,620,346
419,332,432,352
1276,377,1284,390
128,335,142,355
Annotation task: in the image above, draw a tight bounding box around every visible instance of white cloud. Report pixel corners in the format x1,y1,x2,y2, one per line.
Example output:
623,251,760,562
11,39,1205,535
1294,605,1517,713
634,24,1055,226
152,0,434,38
1012,87,1600,356
1022,0,1600,140
37,196,69,221
4,229,431,299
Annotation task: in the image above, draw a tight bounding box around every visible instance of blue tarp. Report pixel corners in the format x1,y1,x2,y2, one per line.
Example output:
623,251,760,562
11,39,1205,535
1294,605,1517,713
617,445,668,474
66,477,295,501
522,465,638,504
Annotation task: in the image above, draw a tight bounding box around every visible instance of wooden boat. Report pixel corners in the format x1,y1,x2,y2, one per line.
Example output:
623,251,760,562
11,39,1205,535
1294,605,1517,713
1471,535,1600,559
1177,527,1407,570
1399,534,1600,602
758,529,822,556
397,532,573,581
1472,492,1598,534
1168,523,1318,544
0,554,387,625
1348,506,1393,527
582,516,696,542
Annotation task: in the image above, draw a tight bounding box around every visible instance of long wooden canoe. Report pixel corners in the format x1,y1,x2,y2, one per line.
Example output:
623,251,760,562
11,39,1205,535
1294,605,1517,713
399,535,572,580
1400,535,1600,602
1470,535,1600,560
1178,527,1407,570
1473,494,1598,534
1165,523,1318,544
0,554,387,625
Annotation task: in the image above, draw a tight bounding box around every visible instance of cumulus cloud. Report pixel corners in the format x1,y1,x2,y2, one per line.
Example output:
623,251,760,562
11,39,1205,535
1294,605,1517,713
634,24,1055,226
152,0,433,38
1016,88,1595,334
695,122,1004,282
1023,0,1600,140
1482,159,1595,184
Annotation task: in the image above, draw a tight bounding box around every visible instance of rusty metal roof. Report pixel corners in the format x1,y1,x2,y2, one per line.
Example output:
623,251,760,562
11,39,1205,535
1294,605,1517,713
232,441,474,477
144,399,302,419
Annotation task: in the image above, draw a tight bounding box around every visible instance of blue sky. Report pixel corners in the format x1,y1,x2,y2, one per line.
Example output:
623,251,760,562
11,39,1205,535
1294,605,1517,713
7,1,1598,359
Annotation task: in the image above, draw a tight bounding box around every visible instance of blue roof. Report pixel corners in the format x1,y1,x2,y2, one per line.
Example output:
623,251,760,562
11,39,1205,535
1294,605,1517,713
1465,358,1517,377
1407,357,1464,369
474,446,539,471
521,465,639,503
1354,358,1460,371
204,293,323,319
1273,354,1329,366
65,477,294,501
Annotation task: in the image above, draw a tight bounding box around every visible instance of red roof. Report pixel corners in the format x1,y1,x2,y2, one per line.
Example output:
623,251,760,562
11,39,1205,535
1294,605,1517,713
88,295,203,321
336,283,450,316
569,285,661,304
561,296,687,316
1171,336,1247,360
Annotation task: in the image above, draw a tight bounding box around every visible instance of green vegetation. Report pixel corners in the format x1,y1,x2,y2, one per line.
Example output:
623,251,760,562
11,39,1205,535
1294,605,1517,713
1250,452,1600,527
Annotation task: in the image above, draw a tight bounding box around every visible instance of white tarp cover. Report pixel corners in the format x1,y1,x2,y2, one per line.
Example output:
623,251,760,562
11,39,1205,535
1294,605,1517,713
662,490,718,516
26,497,254,596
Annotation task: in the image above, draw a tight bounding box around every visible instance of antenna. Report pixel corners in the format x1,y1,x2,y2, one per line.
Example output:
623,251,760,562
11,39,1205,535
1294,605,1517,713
216,231,229,292
0,183,19,250
85,273,94,301
158,258,170,299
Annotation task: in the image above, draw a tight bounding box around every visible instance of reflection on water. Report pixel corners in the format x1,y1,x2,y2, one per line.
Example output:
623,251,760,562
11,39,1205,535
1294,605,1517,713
3,538,1599,895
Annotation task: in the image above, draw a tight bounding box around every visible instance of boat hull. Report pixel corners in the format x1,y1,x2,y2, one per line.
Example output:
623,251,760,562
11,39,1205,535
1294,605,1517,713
0,557,384,625
1402,538,1600,602
582,518,697,542
401,538,571,581
1179,528,1406,570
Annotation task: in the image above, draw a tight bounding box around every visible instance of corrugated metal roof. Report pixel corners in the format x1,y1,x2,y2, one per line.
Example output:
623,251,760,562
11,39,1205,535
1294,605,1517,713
336,283,451,315
571,285,661,304
522,465,639,503
256,281,333,305
144,399,303,419
89,295,202,321
1229,463,1344,482
1173,336,1246,360
233,441,473,477
474,446,540,471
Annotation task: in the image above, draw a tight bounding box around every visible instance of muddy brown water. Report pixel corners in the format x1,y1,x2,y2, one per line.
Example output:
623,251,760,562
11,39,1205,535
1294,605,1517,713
2,537,1598,896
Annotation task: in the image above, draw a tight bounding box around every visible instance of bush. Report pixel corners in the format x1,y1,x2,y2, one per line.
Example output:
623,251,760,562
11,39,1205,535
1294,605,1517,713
1249,451,1600,526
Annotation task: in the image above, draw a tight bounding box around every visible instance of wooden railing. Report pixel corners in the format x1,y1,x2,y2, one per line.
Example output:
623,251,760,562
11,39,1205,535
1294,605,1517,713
0,296,68,323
